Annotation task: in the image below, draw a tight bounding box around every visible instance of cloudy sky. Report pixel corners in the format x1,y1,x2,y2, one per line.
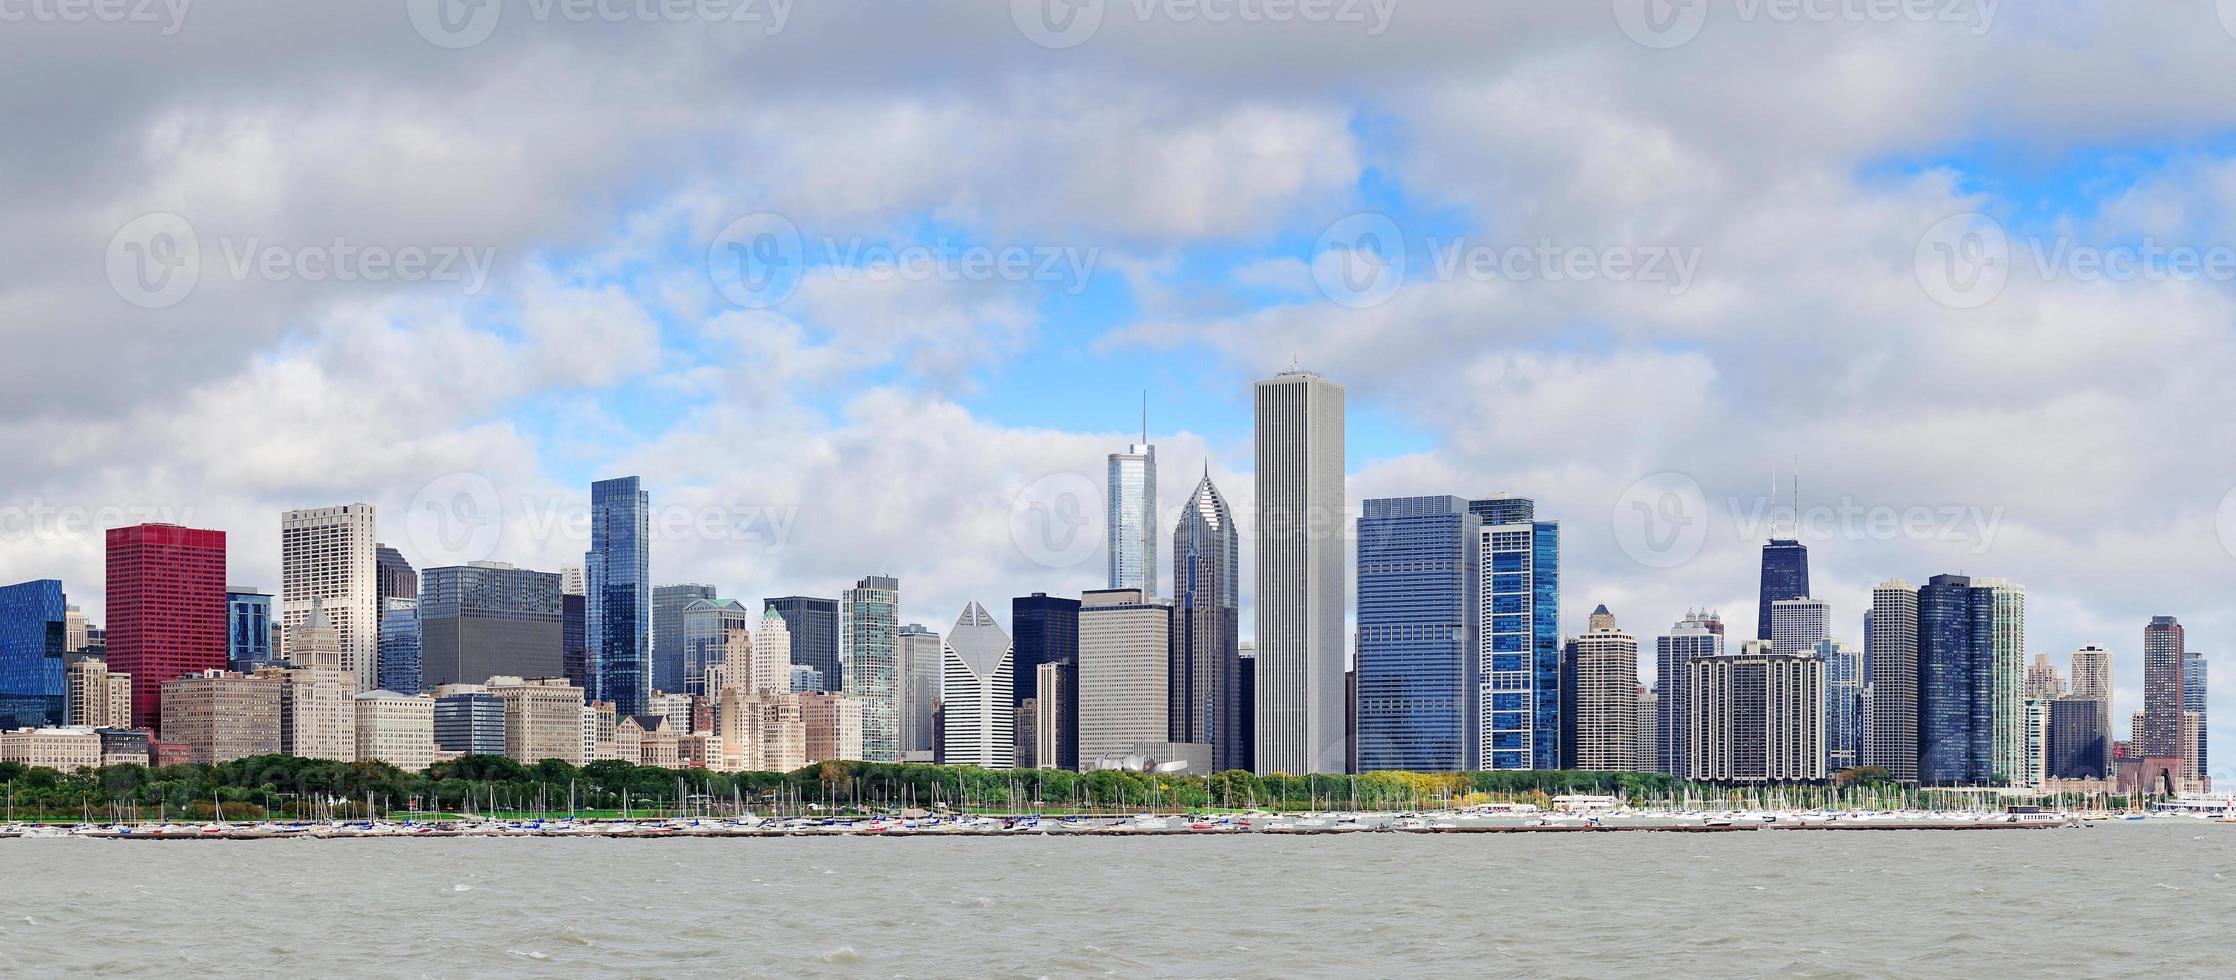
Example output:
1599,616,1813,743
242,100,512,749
5,1,2235,775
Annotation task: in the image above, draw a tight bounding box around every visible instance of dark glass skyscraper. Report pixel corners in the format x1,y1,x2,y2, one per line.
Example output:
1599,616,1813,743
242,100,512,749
0,579,68,729
2144,616,2185,759
1010,592,1080,708
652,583,716,695
586,476,651,716
226,588,277,674
1172,473,1244,772
765,596,840,687
1755,539,1810,641
1917,574,1991,785
562,593,587,693
419,563,564,688
375,544,418,603
1356,496,1480,773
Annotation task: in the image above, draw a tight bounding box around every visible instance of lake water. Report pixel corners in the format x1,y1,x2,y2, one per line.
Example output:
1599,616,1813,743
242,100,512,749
3,823,2231,977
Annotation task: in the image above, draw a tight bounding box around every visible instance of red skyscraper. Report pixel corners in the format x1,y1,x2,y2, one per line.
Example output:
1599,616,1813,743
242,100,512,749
105,524,228,732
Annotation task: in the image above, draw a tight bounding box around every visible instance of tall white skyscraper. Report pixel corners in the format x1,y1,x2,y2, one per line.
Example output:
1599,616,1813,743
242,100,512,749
939,602,1014,768
1076,588,1173,764
1253,370,1346,774
1107,416,1157,598
1769,598,1831,657
839,575,901,762
753,607,794,697
281,504,380,692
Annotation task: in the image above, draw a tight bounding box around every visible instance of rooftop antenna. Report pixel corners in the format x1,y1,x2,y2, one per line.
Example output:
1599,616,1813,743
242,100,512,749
1141,389,1148,445
1791,454,1800,533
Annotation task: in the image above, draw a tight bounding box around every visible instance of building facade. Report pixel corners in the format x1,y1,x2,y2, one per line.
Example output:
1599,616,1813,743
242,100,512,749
1172,473,1244,772
226,587,277,674
1685,644,1826,783
0,579,68,730
1077,588,1172,765
1253,370,1346,775
839,575,901,762
680,598,755,697
2144,616,2185,760
419,563,564,689
1655,610,1723,777
1755,539,1811,641
107,524,229,732
377,597,421,694
281,504,380,692
586,476,652,717
489,676,587,765
1107,438,1158,598
1819,638,1863,772
1011,593,1080,747
764,596,839,692
1567,605,1640,772
160,670,283,764
1354,496,1481,773
355,690,435,770
897,623,943,760
64,657,133,730
1768,598,1830,657
938,603,1014,768
1472,495,1559,771
433,687,507,757
652,583,717,696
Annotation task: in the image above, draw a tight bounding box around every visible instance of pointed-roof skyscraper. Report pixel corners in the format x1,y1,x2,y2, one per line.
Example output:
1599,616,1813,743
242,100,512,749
1173,468,1244,771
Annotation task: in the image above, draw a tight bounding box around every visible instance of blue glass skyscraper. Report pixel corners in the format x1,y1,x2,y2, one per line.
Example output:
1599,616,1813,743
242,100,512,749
0,580,68,729
1355,496,1480,772
1471,495,1558,771
587,476,651,717
1756,539,1811,640
1917,573,1992,785
226,588,277,673
378,597,422,693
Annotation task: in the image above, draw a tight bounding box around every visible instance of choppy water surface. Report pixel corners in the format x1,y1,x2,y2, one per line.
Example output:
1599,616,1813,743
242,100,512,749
3,823,2232,977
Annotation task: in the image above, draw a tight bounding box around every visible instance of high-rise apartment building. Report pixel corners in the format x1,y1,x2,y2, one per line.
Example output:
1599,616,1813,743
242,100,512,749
1355,496,1480,773
1755,539,1811,641
652,584,717,696
1254,370,1346,775
1818,638,1863,772
2047,695,2108,780
107,524,228,731
2184,649,2208,789
839,575,901,762
1655,610,1724,777
64,657,133,729
939,602,1014,768
765,596,839,690
2025,653,2067,701
1567,605,1640,772
1172,473,1243,772
1035,661,1075,771
0,579,68,729
1471,495,1559,771
1077,588,1173,764
752,607,794,698
1975,579,2026,786
2144,616,2186,760
1107,436,1157,598
586,476,651,716
1685,642,1825,783
2068,644,2114,772
1917,574,1988,786
489,675,588,765
281,504,379,692
418,562,563,688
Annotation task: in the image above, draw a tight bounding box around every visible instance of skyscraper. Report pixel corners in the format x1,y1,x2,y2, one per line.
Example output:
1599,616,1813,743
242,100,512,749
896,623,943,759
839,575,901,762
2143,616,2185,760
680,598,754,696
107,524,228,732
2185,650,2208,789
281,504,379,691
2024,653,2067,700
586,476,651,717
1107,424,1157,598
1755,539,1811,641
1472,495,1560,771
765,596,840,691
1917,574,1996,786
1686,640,1826,783
753,607,794,698
1354,496,1480,773
939,602,1014,768
1567,605,1640,772
2047,695,2108,780
1974,578,2026,785
377,597,421,694
2070,644,2113,762
561,592,587,694
1863,580,1918,783
1253,370,1345,775
1818,638,1863,772
1076,587,1173,764
418,563,564,688
1655,610,1724,777
1011,592,1080,717
652,584,717,696
1769,598,1829,657
226,587,277,674
0,580,68,730
1172,471,1244,772
375,544,418,604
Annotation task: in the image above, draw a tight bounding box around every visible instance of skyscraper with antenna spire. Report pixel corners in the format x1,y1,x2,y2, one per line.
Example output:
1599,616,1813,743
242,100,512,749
1106,392,1157,599
1756,466,1811,641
